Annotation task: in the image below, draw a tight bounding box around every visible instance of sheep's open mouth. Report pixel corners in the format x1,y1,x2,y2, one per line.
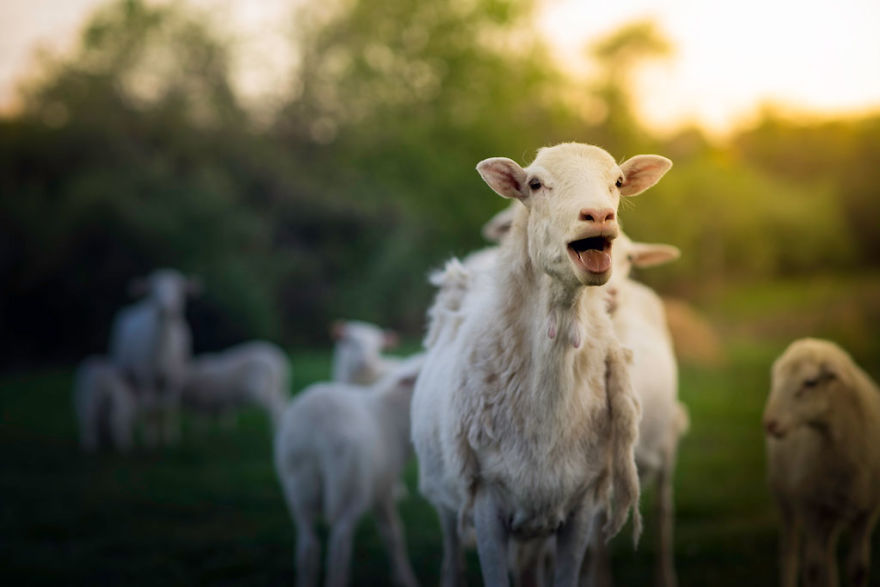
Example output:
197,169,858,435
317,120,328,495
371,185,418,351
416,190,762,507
567,236,613,274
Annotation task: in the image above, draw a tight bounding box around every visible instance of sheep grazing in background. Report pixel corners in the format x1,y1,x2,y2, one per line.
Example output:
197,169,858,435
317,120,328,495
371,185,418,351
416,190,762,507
584,233,688,587
274,355,424,587
181,341,291,429
459,204,517,275
411,142,672,586
109,268,200,447
331,319,401,385
481,204,517,244
763,338,880,587
73,355,137,453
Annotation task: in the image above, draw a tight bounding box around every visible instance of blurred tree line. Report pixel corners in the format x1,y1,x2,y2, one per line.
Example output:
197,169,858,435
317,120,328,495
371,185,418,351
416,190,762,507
1,0,877,367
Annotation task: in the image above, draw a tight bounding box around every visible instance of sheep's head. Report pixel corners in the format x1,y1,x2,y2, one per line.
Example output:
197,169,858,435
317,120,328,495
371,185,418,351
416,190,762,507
129,268,201,316
763,338,853,439
331,320,398,380
477,143,671,287
481,204,517,243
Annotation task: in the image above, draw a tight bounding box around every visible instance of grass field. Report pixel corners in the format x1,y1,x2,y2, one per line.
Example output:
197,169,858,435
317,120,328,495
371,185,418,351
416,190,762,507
2,274,879,586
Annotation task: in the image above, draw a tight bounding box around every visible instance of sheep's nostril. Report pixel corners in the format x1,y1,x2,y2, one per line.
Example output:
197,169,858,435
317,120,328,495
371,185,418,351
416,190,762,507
764,419,780,436
580,208,615,224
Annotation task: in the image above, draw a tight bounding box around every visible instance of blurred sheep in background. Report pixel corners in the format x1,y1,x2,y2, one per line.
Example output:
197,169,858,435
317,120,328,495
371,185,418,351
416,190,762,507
181,340,291,430
109,268,200,447
275,355,424,587
764,338,880,587
331,320,402,386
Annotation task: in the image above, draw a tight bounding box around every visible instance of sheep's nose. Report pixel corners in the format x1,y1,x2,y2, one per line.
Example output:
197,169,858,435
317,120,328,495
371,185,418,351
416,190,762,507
764,418,782,437
579,208,615,224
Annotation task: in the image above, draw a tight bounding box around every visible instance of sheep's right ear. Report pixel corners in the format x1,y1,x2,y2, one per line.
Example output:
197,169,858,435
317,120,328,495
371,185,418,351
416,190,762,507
481,205,516,243
383,330,399,349
330,321,347,340
476,158,529,200
629,243,681,268
128,277,148,298
619,155,672,197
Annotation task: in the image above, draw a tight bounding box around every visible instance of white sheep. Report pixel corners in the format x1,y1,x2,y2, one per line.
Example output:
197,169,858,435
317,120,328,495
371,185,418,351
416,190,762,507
411,142,672,586
109,268,199,446
181,340,291,429
331,319,402,386
73,355,137,453
274,355,424,587
583,233,688,587
763,338,880,587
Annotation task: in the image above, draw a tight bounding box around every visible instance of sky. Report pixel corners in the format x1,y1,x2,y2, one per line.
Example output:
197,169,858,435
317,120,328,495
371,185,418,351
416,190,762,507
2,0,879,135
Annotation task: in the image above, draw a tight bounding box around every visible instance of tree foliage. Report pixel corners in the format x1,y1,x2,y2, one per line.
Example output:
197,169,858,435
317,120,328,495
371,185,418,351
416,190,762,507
0,0,876,366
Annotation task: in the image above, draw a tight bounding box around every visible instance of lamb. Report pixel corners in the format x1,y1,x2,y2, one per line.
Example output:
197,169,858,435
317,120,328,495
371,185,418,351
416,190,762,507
181,340,291,429
411,142,672,586
274,355,424,587
109,268,199,446
763,338,880,587
73,355,137,453
583,233,688,587
331,320,401,385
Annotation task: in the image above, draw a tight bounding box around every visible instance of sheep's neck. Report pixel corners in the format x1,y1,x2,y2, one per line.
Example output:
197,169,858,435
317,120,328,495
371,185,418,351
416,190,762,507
150,305,184,381
372,385,414,466
490,230,605,432
820,389,873,461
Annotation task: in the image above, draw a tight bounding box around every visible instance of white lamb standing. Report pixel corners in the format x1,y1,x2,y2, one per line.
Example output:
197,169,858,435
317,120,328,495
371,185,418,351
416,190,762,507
274,355,424,587
181,340,291,429
411,142,672,586
763,338,880,587
73,355,137,453
331,319,402,385
109,268,199,446
583,233,688,587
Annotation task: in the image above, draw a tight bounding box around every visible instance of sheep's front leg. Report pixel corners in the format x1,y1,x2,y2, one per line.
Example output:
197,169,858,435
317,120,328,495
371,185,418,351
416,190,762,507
474,488,511,586
374,496,419,587
554,502,594,587
802,512,840,587
438,505,467,587
776,499,800,587
580,510,612,587
845,511,878,587
326,515,358,587
109,392,136,453
655,457,678,587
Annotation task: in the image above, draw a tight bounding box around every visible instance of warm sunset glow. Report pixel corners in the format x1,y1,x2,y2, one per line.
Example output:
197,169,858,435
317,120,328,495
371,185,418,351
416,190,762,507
2,0,880,134
539,0,880,134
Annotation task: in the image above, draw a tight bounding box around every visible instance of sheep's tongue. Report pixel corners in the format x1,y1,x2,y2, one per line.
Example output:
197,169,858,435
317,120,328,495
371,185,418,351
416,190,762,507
578,249,611,273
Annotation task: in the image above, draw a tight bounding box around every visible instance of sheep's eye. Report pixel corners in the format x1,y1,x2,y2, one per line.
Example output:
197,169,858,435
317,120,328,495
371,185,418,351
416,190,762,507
615,177,624,188
803,377,820,389
528,178,542,191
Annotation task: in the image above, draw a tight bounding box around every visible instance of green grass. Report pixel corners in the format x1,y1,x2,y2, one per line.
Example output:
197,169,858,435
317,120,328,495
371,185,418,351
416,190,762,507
2,275,879,585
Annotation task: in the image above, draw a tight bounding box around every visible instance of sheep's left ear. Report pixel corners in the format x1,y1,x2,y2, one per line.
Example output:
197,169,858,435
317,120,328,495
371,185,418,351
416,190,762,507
619,155,672,196
477,157,529,200
629,242,681,268
383,330,399,349
330,321,347,341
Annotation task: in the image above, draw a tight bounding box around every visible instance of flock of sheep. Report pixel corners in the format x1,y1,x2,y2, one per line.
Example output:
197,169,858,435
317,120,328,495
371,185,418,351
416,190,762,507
73,142,880,587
